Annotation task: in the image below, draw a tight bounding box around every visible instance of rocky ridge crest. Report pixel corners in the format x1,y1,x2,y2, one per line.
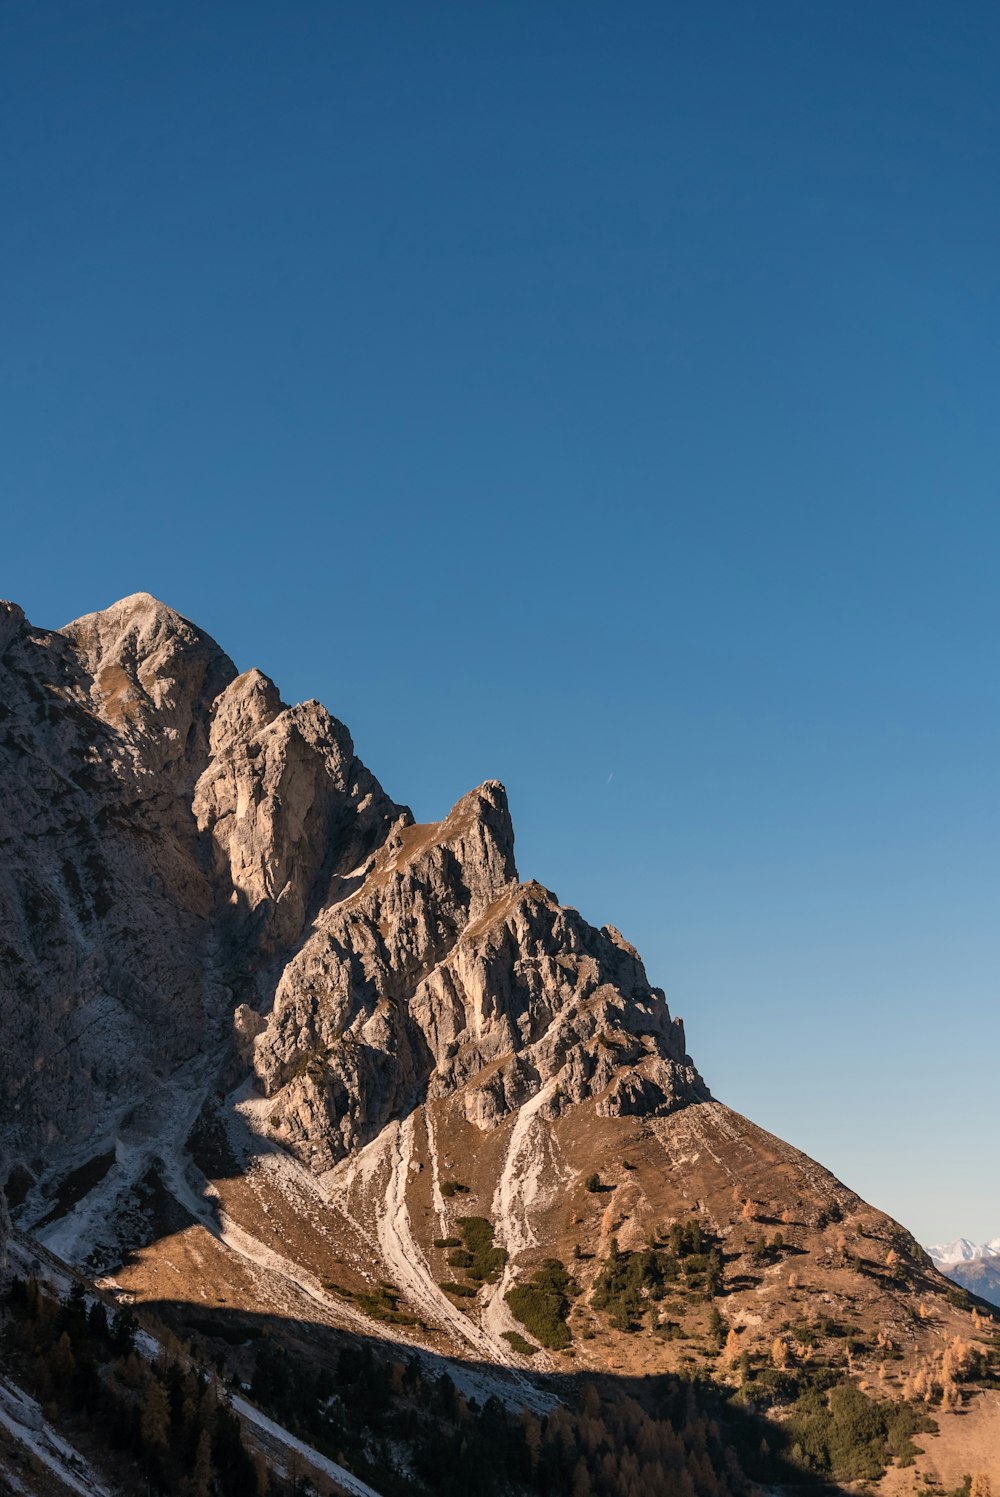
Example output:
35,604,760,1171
0,593,705,1185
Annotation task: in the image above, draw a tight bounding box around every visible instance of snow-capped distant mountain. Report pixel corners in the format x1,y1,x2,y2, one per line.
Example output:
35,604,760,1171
928,1238,1000,1267
928,1237,1000,1309
928,1238,979,1266
928,1237,1000,1267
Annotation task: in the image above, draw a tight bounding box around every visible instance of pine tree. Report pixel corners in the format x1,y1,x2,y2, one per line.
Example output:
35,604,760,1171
191,1427,213,1496
50,1330,76,1388
86,1298,109,1341
571,1458,592,1497
141,1378,171,1450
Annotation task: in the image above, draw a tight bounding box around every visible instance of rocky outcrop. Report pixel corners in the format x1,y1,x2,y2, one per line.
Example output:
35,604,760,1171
0,596,235,1162
193,671,402,952
62,592,237,790
0,593,705,1190
246,781,706,1168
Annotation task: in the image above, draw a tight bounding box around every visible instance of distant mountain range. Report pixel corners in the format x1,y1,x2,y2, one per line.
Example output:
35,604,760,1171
928,1238,1000,1309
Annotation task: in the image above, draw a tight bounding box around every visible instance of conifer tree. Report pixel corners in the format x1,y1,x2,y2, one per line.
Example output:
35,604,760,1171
141,1378,171,1450
191,1427,213,1497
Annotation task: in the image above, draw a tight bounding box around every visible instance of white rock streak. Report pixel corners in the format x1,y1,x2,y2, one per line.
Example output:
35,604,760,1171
0,1374,113,1497
379,1116,500,1361
231,1395,382,1497
424,1111,449,1238
483,1080,558,1362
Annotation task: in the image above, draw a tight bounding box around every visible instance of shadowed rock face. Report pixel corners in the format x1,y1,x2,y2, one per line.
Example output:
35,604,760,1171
0,593,706,1182
0,595,237,1164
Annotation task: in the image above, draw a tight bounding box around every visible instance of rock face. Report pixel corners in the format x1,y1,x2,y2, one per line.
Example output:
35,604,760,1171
249,780,704,1168
0,595,234,1163
0,593,706,1183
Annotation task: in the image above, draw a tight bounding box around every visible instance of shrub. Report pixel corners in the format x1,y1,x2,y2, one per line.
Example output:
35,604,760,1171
591,1245,679,1332
352,1283,419,1326
592,1226,722,1331
455,1217,507,1284
584,1173,602,1193
440,1281,477,1298
505,1259,578,1350
433,1236,461,1249
501,1331,538,1356
788,1378,937,1482
441,1181,470,1198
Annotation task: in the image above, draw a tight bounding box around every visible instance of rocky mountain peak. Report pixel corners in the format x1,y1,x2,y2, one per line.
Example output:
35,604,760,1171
59,593,237,781
1,591,705,1191
0,600,26,658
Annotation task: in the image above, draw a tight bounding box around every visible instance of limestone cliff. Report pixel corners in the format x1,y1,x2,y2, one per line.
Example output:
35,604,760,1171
0,593,704,1189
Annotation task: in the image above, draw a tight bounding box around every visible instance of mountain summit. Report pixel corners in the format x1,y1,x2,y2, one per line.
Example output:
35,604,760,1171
1,594,997,1495
0,592,705,1188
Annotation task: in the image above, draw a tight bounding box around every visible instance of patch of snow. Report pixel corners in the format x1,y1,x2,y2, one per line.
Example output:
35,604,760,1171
928,1237,1000,1267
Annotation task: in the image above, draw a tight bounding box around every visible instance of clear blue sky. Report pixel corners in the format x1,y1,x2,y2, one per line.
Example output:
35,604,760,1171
3,2,998,1247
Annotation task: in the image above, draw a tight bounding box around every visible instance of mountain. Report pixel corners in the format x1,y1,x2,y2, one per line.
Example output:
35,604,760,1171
929,1240,1000,1311
1,593,998,1496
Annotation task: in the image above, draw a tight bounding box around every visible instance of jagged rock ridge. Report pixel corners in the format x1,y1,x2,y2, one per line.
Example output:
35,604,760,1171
0,592,705,1183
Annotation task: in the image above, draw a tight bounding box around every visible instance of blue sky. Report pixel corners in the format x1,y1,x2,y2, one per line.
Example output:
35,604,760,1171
2,1,998,1245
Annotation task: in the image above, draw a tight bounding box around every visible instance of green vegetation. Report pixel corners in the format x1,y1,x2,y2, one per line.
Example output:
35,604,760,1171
433,1235,461,1249
668,1219,704,1255
786,1313,863,1346
707,1305,727,1350
456,1216,507,1283
591,1222,723,1331
748,1231,785,1264
920,1480,973,1497
439,1280,478,1297
323,1278,419,1325
584,1172,603,1192
353,1283,420,1326
500,1330,539,1356
440,1181,470,1197
505,1258,578,1350
788,1378,936,1481
592,1240,679,1332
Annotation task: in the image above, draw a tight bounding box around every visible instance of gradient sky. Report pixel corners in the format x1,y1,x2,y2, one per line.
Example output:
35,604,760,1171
3,2,998,1247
